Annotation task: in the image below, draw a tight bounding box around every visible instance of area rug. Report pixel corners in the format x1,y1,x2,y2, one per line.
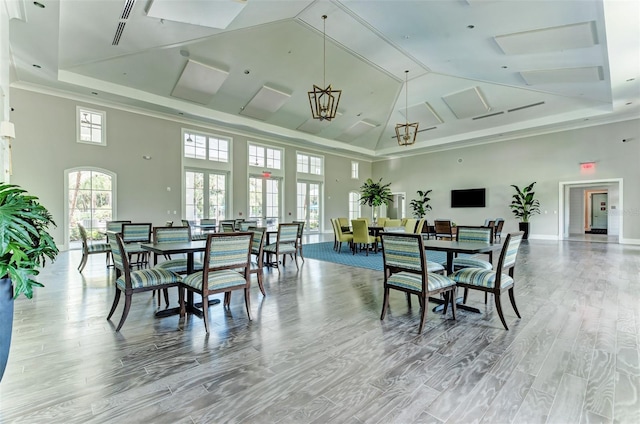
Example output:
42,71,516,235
302,241,448,271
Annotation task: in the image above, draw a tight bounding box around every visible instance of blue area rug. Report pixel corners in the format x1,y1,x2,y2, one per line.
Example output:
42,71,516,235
302,242,448,271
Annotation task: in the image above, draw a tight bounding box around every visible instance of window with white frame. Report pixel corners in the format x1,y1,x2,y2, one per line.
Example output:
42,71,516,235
77,107,106,146
297,153,323,175
249,143,282,170
349,191,361,222
184,131,229,162
351,161,359,179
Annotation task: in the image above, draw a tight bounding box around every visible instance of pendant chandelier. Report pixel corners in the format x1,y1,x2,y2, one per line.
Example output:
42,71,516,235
395,70,419,146
308,15,341,121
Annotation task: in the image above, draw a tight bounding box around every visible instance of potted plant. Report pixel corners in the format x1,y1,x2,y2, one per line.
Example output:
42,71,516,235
409,189,432,218
359,178,393,224
0,183,58,381
510,182,540,239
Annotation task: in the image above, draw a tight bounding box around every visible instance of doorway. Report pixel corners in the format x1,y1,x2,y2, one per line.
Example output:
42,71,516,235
588,192,608,234
385,192,406,219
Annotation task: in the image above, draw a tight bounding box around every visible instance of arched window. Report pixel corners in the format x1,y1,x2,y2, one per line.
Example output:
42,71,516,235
349,191,361,222
65,168,116,249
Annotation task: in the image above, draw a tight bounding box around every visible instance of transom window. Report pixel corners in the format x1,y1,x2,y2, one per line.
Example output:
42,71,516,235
249,144,282,170
77,107,106,146
351,161,359,179
184,131,229,162
297,153,323,175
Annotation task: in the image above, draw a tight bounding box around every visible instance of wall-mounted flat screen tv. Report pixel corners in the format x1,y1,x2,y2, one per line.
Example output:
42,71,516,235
451,188,486,208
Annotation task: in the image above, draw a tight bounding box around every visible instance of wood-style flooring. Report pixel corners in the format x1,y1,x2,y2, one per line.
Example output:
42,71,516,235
1,236,639,423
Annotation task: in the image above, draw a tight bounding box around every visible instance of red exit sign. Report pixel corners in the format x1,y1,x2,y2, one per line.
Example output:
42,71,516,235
580,162,596,171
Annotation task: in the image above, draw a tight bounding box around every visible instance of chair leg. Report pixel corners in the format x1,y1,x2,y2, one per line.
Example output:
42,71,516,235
115,294,132,331
202,295,210,334
179,287,186,317
494,293,509,330
450,287,457,320
78,253,88,272
463,288,469,303
508,287,521,318
405,292,412,308
380,287,390,320
257,271,266,296
484,292,488,304
107,289,121,320
244,287,252,320
443,292,449,315
163,288,169,308
223,291,231,307
417,296,428,333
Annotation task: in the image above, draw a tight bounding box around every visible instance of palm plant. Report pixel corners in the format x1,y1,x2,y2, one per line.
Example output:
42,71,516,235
359,178,393,221
510,182,540,222
409,190,432,218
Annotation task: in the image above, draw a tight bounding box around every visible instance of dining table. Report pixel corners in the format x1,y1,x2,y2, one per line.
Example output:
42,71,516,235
140,240,219,317
421,237,502,313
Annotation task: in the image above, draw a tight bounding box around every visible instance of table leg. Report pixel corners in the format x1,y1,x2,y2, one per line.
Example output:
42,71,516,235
431,251,481,313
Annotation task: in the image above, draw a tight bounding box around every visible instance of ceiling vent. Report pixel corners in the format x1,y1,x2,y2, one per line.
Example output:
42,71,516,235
472,111,504,120
112,0,136,46
508,102,545,113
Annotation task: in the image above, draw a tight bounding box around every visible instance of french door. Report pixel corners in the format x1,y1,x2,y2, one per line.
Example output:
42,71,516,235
185,170,227,221
249,176,280,229
67,169,114,248
297,181,321,231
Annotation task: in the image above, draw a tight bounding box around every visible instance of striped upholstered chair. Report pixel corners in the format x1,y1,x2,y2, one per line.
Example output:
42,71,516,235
121,223,152,267
380,232,457,333
180,232,253,334
77,223,111,273
107,233,182,331
224,227,267,307
263,223,299,271
452,226,494,272
449,232,524,330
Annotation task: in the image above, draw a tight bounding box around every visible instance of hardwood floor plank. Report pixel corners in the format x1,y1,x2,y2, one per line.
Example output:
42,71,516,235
479,370,535,424
613,370,640,424
546,373,588,424
615,330,640,377
530,338,574,395
583,349,616,419
512,387,555,424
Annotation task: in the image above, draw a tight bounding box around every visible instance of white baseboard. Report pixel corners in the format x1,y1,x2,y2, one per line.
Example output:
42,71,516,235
620,238,640,245
528,234,559,241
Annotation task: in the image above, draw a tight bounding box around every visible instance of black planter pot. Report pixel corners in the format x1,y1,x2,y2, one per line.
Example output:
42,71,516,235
0,278,13,382
519,222,530,239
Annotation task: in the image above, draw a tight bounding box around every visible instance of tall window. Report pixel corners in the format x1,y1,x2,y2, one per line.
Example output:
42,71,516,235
297,153,323,175
66,168,115,247
349,191,361,221
185,170,227,221
77,107,106,146
249,144,282,169
351,161,359,179
297,182,321,231
249,176,280,229
184,131,229,162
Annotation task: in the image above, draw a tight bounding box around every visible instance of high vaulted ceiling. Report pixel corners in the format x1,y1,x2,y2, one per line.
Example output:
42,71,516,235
6,0,640,159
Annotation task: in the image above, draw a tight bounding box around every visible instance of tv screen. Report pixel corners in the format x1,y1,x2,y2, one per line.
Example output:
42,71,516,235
451,188,486,208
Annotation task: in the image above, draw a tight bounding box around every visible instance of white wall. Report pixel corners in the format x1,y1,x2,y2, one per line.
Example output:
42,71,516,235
372,119,640,242
10,88,371,248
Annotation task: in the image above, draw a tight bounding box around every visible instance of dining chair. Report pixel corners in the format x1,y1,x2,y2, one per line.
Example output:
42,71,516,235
434,220,454,240
334,219,354,253
351,219,377,255
77,222,111,273
239,220,258,231
452,226,494,272
421,220,436,239
384,219,402,228
376,217,388,228
357,217,371,227
234,219,245,231
224,227,267,307
494,218,505,242
337,217,351,234
263,222,299,272
415,218,427,234
403,218,418,233
121,223,153,267
180,232,253,334
292,220,305,262
199,218,217,234
449,231,524,330
107,233,182,331
379,232,457,333
221,221,236,233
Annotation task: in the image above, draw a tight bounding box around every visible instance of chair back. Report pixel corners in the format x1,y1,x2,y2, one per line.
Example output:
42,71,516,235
203,232,253,273
434,220,453,237
181,219,191,227
384,219,402,227
351,219,370,242
250,227,266,264
380,232,425,277
121,223,152,243
221,222,236,232
106,220,131,233
376,217,388,227
108,233,131,280
234,219,244,231
277,223,299,244
293,221,305,238
78,223,89,250
494,219,505,235
499,231,524,270
338,217,350,229
240,221,258,231
154,226,191,244
456,226,492,244
335,219,347,238
404,218,418,233
415,218,426,234
358,217,371,227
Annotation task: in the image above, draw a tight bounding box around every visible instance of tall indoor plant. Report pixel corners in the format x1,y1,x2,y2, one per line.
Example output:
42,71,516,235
409,189,432,218
0,183,58,381
510,182,540,239
359,178,393,224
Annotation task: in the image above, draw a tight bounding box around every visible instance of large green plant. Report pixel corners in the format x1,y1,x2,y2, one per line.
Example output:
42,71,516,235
409,190,432,218
359,178,393,208
510,182,540,222
0,183,59,298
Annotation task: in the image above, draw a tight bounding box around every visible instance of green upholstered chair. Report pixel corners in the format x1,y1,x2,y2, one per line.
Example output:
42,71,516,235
337,217,351,233
333,219,353,253
357,217,371,227
376,217,388,228
180,232,253,334
449,232,524,330
106,233,182,331
415,218,427,234
351,219,377,255
384,219,402,228
263,223,299,272
380,232,457,333
403,218,418,233
77,222,111,273
121,223,152,267
452,226,494,271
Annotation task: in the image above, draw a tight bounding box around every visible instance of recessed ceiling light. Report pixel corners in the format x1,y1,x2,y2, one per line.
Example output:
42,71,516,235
501,65,508,69
625,102,633,105
402,35,410,39
626,78,635,82
244,69,250,74
142,155,152,160
91,92,98,95
467,25,475,29
32,64,41,69
179,49,189,58
178,112,184,115
33,2,45,8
